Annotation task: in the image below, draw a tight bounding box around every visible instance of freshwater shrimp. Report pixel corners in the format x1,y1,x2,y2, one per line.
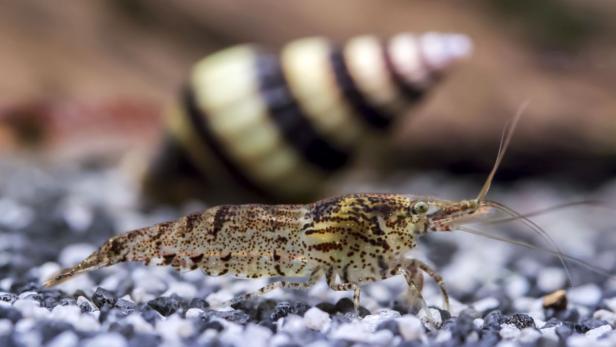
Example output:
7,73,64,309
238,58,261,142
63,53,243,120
44,105,590,311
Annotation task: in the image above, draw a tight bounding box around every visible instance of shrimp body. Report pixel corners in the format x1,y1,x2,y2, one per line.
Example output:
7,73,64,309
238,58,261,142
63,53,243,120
46,105,579,312
45,193,446,308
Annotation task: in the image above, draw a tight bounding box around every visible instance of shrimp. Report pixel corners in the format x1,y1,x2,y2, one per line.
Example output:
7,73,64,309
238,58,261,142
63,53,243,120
44,104,589,311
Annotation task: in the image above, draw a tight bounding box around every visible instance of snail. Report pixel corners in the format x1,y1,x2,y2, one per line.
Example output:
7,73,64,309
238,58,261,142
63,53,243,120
142,32,473,204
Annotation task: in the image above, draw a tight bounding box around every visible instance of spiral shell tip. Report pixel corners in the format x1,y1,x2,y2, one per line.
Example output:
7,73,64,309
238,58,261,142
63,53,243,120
421,32,473,70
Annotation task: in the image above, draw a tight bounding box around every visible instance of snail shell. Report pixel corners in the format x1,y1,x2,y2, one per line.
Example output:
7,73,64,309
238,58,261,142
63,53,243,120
144,32,472,203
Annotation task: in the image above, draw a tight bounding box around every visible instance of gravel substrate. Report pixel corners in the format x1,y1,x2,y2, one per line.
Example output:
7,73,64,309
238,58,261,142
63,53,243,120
2,159,616,347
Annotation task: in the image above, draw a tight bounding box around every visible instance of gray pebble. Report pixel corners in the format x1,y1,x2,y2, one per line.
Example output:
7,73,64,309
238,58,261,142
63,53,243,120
92,288,117,309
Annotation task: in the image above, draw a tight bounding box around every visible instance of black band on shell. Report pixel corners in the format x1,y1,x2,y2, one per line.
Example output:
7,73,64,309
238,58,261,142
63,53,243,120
382,42,425,102
329,48,393,130
182,86,271,198
255,53,350,172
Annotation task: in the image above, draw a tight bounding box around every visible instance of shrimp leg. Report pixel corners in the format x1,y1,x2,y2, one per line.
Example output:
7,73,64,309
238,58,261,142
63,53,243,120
222,267,324,307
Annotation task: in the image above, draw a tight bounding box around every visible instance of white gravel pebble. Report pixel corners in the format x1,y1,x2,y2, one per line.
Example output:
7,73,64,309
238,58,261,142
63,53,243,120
206,291,234,307
303,307,331,331
496,341,518,347
47,331,79,347
568,335,592,347
540,326,559,341
156,314,194,341
61,198,94,232
418,308,442,330
366,284,392,302
396,315,425,341
305,341,331,347
434,329,452,343
50,304,82,325
37,262,61,283
536,267,567,292
0,198,33,228
518,327,541,343
124,313,154,333
499,323,520,340
594,309,616,325
504,274,529,298
243,324,273,347
586,324,612,339
604,296,616,312
185,308,205,319
367,329,394,345
76,296,97,312
362,309,401,331
73,313,101,332
13,299,49,319
473,297,499,312
447,298,469,317
83,333,127,347
59,243,97,267
219,321,246,346
330,322,371,342
473,318,484,330
130,287,155,303
56,272,95,295
18,291,39,300
569,283,602,306
163,281,197,299
0,319,12,335
280,315,306,334
269,334,292,347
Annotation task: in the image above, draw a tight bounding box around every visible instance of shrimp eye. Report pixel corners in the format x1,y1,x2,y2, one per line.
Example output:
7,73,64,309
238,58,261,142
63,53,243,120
412,201,429,214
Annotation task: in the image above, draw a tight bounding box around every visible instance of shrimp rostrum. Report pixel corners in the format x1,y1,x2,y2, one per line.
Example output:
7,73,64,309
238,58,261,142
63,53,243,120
44,110,585,311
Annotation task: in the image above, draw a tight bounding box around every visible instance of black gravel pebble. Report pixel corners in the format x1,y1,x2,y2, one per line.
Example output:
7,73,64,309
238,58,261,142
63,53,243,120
140,306,164,325
482,310,504,331
542,318,563,329
115,298,137,315
333,298,370,317
557,308,580,323
556,325,573,340
188,298,209,310
0,293,17,305
147,294,187,316
398,341,424,347
195,319,225,333
575,318,609,333
200,308,251,325
269,301,311,321
79,299,96,313
0,306,22,323
9,280,41,294
109,321,136,337
38,320,75,344
477,331,500,347
503,313,535,329
334,298,355,314
128,333,161,347
315,302,337,315
92,287,117,308
447,311,477,341
482,310,535,332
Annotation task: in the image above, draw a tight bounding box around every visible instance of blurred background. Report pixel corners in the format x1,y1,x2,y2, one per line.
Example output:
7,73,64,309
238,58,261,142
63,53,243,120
1,0,616,201
1,2,616,340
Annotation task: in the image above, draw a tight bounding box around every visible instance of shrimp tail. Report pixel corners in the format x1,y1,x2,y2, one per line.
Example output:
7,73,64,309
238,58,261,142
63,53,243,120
43,218,180,287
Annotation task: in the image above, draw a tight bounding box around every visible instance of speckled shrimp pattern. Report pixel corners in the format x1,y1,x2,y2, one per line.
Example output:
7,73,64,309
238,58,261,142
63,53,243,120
44,193,457,310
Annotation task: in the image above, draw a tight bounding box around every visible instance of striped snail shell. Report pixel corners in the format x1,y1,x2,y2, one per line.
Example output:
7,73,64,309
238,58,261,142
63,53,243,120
144,32,472,204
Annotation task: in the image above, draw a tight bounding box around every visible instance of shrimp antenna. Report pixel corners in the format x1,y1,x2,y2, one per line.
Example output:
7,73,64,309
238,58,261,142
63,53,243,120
477,101,529,201
458,225,612,279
